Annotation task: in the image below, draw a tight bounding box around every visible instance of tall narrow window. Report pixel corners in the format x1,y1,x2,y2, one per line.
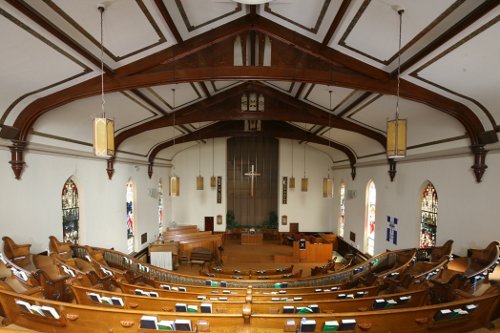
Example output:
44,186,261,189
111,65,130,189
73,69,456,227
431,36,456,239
62,177,79,244
126,180,136,253
158,178,164,234
420,182,438,248
365,181,376,256
338,182,346,237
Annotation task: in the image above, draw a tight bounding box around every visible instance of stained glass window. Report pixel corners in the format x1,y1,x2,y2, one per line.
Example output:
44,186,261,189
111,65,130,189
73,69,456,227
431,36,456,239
366,181,376,256
158,178,164,233
126,180,136,253
338,182,346,237
62,178,79,244
420,182,438,248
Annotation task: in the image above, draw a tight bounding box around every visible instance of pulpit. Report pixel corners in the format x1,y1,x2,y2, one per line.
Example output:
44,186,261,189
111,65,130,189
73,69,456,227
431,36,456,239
241,233,263,245
148,241,179,270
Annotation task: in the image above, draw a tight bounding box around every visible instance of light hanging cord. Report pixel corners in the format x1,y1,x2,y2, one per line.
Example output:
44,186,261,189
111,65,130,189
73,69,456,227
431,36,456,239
100,5,105,118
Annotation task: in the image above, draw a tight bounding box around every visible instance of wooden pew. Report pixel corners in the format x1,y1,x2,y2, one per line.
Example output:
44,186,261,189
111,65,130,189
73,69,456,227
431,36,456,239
163,231,213,242
208,265,294,276
0,288,247,333
69,283,246,313
250,287,500,333
200,269,303,280
251,288,428,314
250,285,380,301
117,280,249,301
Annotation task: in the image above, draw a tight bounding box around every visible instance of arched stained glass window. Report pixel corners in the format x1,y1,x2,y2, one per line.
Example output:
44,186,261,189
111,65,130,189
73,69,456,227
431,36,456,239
366,181,376,256
338,182,346,237
62,178,79,244
158,178,164,233
126,180,136,253
420,182,438,248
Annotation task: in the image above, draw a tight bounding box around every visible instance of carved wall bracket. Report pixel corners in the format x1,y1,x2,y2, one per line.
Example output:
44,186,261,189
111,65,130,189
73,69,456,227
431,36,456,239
9,140,27,180
471,145,488,183
388,159,397,182
106,158,115,180
148,163,153,179
351,165,356,180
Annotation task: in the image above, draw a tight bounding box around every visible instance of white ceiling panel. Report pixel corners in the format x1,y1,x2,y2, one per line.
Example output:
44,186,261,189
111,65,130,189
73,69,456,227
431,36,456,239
34,92,159,143
331,0,458,69
258,0,342,41
304,84,355,111
119,126,184,156
412,18,500,124
349,94,466,149
146,83,203,111
329,128,383,158
50,0,165,60
0,6,89,122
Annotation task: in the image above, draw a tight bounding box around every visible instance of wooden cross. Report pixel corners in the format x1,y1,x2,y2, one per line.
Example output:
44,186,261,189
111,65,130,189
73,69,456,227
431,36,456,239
244,165,260,197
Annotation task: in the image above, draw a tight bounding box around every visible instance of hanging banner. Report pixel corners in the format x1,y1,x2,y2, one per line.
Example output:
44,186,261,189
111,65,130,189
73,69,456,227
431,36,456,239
282,177,288,204
386,216,398,245
217,176,222,204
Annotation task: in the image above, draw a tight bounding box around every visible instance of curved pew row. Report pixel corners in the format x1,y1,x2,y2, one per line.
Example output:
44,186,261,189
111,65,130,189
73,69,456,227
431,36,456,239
69,282,246,313
75,244,417,288
0,288,245,333
70,281,427,315
200,268,303,280
207,264,294,276
118,280,381,301
1,286,498,333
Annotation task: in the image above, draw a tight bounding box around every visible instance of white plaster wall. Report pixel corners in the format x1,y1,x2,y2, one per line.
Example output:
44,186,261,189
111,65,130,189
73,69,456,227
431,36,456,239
278,139,336,233
0,147,167,254
331,150,500,256
169,138,227,232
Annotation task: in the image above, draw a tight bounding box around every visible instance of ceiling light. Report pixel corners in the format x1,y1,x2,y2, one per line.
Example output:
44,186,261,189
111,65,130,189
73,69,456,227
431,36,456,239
233,0,272,4
93,4,115,158
386,7,407,159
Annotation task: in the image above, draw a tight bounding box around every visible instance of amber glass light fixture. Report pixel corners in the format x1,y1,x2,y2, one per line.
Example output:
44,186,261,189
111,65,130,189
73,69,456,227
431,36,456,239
323,90,334,198
289,141,295,189
93,4,114,158
210,138,216,188
196,143,204,190
301,140,308,192
387,8,407,159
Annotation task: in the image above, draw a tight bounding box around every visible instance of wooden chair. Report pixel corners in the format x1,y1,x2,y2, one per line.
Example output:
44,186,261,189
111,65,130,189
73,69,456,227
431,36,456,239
48,236,73,261
2,236,31,268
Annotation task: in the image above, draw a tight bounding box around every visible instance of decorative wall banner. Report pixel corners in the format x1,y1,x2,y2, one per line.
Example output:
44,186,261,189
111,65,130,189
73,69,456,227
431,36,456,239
282,176,288,204
281,215,287,225
386,216,398,245
217,215,222,225
216,176,222,204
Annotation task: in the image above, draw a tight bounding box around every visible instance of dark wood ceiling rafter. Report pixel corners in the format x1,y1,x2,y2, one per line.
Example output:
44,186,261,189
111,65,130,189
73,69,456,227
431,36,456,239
252,15,389,81
322,0,352,45
154,0,183,43
114,81,386,150
4,0,113,74
147,120,357,167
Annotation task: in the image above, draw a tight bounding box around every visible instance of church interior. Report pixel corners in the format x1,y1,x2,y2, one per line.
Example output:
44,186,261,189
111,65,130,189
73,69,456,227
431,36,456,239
0,0,499,332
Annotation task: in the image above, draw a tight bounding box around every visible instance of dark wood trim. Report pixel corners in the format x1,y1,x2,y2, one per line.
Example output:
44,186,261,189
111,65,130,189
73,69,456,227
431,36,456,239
4,0,111,73
263,0,330,34
130,89,168,116
199,81,211,97
338,0,464,66
399,0,500,74
322,0,352,45
154,0,183,42
175,0,242,32
337,91,372,117
42,0,167,62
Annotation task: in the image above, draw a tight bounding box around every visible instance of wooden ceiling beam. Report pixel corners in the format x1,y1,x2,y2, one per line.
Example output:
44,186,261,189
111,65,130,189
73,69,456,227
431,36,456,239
114,82,386,149
14,65,485,145
148,120,357,166
252,15,388,81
